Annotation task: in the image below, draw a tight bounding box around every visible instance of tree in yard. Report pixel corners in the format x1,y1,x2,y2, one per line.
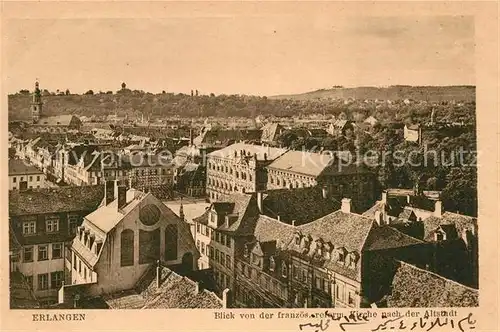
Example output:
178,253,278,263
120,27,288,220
441,167,477,216
121,82,127,89
65,89,70,95
85,90,94,95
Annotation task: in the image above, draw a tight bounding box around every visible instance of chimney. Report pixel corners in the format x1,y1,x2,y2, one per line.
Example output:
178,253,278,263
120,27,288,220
406,194,411,204
322,186,328,199
257,191,263,214
341,198,351,214
105,180,115,205
277,215,281,222
291,220,296,227
194,282,200,294
156,260,161,288
434,200,442,218
117,185,127,210
222,288,231,309
381,191,387,204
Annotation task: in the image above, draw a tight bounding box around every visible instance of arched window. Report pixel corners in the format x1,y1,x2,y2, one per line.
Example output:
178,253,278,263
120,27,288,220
139,229,160,264
281,264,288,278
120,229,134,267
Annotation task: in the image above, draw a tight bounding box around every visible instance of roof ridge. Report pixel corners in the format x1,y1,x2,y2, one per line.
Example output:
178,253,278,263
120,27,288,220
395,260,479,292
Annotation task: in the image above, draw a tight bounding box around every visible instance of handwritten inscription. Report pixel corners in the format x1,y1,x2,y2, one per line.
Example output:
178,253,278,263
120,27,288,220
298,311,476,332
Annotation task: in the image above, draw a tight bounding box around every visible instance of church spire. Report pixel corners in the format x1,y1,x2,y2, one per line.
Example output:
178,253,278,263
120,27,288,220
31,79,42,124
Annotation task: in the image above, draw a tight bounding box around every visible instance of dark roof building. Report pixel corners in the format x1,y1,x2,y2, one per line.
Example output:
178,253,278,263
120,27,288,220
8,159,44,176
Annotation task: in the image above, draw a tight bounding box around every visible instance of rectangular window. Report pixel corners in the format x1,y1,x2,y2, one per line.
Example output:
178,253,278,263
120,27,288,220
29,176,33,181
37,175,40,181
196,240,200,250
79,260,82,273
23,246,33,262
226,254,231,268
25,276,33,289
209,247,214,259
324,280,331,294
196,223,201,233
38,245,48,261
201,242,205,255
38,273,49,290
348,292,355,306
13,177,17,183
46,217,60,233
73,253,77,270
52,243,62,259
68,215,79,235
84,266,87,280
215,249,220,263
22,221,36,235
50,271,63,289
293,265,298,279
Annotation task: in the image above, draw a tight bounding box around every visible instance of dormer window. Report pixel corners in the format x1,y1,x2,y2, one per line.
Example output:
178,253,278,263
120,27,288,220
294,233,301,246
435,230,446,242
269,256,276,271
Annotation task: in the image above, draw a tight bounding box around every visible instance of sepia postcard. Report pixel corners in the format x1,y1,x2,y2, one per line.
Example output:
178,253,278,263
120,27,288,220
1,1,498,331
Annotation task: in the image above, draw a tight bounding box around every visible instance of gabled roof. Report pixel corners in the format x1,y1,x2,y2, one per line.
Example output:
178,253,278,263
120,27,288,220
296,210,374,254
363,226,425,251
35,115,80,127
267,150,370,177
9,185,104,216
253,215,297,249
422,212,477,242
261,187,340,225
8,159,44,176
387,261,478,307
260,123,283,142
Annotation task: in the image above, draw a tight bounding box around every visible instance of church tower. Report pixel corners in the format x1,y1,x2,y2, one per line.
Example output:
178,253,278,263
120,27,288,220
31,80,42,124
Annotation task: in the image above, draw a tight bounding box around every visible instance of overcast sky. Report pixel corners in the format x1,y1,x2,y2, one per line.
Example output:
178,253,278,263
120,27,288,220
3,13,474,96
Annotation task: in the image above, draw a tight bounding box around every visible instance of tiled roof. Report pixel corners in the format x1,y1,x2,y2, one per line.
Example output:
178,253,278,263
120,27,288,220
363,226,425,251
253,215,297,249
423,212,477,242
10,272,40,309
267,150,369,177
387,261,478,307
261,123,283,142
35,115,80,127
208,142,287,161
214,193,260,235
104,266,223,309
8,159,44,176
261,187,340,225
296,211,374,253
194,129,262,147
9,185,104,216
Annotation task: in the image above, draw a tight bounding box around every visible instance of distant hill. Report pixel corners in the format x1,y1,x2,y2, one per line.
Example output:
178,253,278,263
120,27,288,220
269,86,476,102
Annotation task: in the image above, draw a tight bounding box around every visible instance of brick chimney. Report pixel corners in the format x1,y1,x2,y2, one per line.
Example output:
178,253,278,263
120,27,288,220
117,185,127,210
322,186,328,199
434,200,442,218
341,198,351,214
194,282,199,294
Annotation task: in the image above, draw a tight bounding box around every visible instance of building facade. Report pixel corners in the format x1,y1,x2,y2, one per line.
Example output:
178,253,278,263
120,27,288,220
68,184,199,296
266,150,376,212
8,159,47,191
8,186,104,304
206,143,287,201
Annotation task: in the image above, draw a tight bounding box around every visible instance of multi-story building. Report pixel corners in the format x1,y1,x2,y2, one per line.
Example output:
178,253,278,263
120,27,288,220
266,150,376,212
8,186,104,304
66,183,199,297
233,199,430,308
363,189,478,288
8,159,47,191
191,193,260,295
206,143,287,201
124,153,175,199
